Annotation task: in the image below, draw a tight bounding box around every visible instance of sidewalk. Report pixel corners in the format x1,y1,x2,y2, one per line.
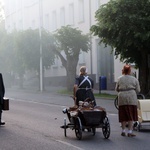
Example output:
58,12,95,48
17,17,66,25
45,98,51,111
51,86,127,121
95,89,117,95
6,85,117,96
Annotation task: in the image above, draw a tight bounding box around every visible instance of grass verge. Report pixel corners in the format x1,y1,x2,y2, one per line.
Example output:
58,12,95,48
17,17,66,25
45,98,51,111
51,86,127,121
94,93,117,99
58,89,117,99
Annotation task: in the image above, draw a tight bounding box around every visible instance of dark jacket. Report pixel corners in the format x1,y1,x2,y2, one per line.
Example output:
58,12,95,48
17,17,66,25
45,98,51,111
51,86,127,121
0,73,5,104
75,75,96,106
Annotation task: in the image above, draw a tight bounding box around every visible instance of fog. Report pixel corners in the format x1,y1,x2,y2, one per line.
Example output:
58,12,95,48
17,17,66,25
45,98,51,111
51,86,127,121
0,0,111,94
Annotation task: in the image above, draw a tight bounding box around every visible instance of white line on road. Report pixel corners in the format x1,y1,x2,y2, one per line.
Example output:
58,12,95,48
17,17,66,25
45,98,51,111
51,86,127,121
9,97,118,115
9,97,61,107
56,140,85,150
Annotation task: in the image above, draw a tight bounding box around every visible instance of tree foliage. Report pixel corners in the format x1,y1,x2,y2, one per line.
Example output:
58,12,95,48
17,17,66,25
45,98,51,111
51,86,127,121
91,0,150,93
0,30,26,87
0,29,55,88
53,25,90,90
17,29,55,72
15,29,55,89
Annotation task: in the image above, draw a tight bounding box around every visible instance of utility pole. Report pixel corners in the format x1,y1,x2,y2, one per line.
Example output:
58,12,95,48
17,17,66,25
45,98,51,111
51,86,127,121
39,0,43,92
89,0,93,75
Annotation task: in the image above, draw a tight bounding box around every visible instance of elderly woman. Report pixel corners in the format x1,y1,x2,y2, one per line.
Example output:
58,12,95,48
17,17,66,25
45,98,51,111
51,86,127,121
115,64,140,137
73,66,96,106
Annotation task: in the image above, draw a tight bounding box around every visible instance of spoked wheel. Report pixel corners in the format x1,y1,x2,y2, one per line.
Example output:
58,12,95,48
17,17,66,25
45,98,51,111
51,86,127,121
114,96,119,110
75,117,82,140
137,122,141,132
92,127,96,136
64,118,67,137
137,94,145,99
102,116,110,139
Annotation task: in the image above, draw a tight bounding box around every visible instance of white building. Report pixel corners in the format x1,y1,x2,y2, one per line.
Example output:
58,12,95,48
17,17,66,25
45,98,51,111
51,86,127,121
4,0,127,89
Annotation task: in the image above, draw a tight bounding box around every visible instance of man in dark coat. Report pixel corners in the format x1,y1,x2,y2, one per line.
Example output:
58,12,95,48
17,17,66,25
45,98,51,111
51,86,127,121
73,66,96,106
0,73,5,125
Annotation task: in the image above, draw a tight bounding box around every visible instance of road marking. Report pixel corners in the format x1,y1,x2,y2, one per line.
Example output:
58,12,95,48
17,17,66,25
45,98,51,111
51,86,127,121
9,97,118,115
9,97,61,107
56,140,84,150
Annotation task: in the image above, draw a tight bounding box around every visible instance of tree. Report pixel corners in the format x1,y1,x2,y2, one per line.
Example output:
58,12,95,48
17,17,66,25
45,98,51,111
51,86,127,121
90,0,150,94
0,29,55,89
0,31,26,88
53,25,90,90
17,29,55,89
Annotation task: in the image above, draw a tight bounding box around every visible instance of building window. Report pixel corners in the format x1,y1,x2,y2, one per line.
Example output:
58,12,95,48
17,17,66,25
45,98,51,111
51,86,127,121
79,51,85,65
7,25,10,32
69,3,74,25
45,14,50,30
19,20,23,30
32,20,35,29
96,39,114,83
78,0,84,23
51,11,57,31
96,0,101,10
52,57,58,68
13,22,16,30
28,0,38,6
60,7,65,26
17,0,22,10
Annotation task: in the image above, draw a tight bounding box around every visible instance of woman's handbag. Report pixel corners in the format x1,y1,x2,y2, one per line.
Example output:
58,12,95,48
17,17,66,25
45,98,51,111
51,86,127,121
2,97,9,111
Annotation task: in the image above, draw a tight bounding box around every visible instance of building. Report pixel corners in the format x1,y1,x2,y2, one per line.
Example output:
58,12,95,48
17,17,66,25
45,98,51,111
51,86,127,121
4,0,126,89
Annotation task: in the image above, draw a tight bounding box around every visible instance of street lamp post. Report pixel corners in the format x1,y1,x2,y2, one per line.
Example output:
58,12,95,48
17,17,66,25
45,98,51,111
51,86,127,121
39,0,43,92
89,0,93,75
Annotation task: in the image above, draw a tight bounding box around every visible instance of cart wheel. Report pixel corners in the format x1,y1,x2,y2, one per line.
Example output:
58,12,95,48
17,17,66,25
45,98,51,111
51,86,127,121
102,116,110,139
137,123,141,132
64,118,67,137
75,117,82,140
133,121,138,131
137,94,145,99
92,127,96,136
114,96,119,110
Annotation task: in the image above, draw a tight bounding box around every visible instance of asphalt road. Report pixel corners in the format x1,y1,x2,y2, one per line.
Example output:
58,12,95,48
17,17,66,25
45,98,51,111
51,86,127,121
0,87,150,150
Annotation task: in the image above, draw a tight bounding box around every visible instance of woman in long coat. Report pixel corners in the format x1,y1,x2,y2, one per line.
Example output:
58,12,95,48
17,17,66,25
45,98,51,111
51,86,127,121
115,65,140,137
0,73,5,125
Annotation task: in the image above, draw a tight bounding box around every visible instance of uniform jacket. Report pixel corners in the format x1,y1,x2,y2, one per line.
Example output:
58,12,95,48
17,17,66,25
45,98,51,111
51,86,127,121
75,75,96,106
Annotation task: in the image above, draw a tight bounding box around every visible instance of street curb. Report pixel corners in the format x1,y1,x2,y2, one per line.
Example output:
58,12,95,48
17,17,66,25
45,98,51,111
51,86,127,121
6,87,116,101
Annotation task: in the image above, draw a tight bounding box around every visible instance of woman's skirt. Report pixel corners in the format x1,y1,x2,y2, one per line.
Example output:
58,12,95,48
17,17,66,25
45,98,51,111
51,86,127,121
119,105,138,122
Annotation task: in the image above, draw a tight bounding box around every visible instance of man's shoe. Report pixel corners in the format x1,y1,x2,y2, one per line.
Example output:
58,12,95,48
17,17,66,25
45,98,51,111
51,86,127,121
60,125,68,128
121,132,126,136
128,133,136,137
0,122,5,125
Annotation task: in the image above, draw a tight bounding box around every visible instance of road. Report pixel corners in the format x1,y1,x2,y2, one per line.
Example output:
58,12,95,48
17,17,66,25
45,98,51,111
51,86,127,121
0,87,150,150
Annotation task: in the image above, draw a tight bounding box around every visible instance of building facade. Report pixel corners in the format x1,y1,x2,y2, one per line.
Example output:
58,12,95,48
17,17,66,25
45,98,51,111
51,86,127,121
4,0,125,89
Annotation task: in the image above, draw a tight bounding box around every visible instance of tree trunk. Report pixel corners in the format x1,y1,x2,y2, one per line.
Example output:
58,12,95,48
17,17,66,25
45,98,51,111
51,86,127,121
66,63,77,91
139,52,149,94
